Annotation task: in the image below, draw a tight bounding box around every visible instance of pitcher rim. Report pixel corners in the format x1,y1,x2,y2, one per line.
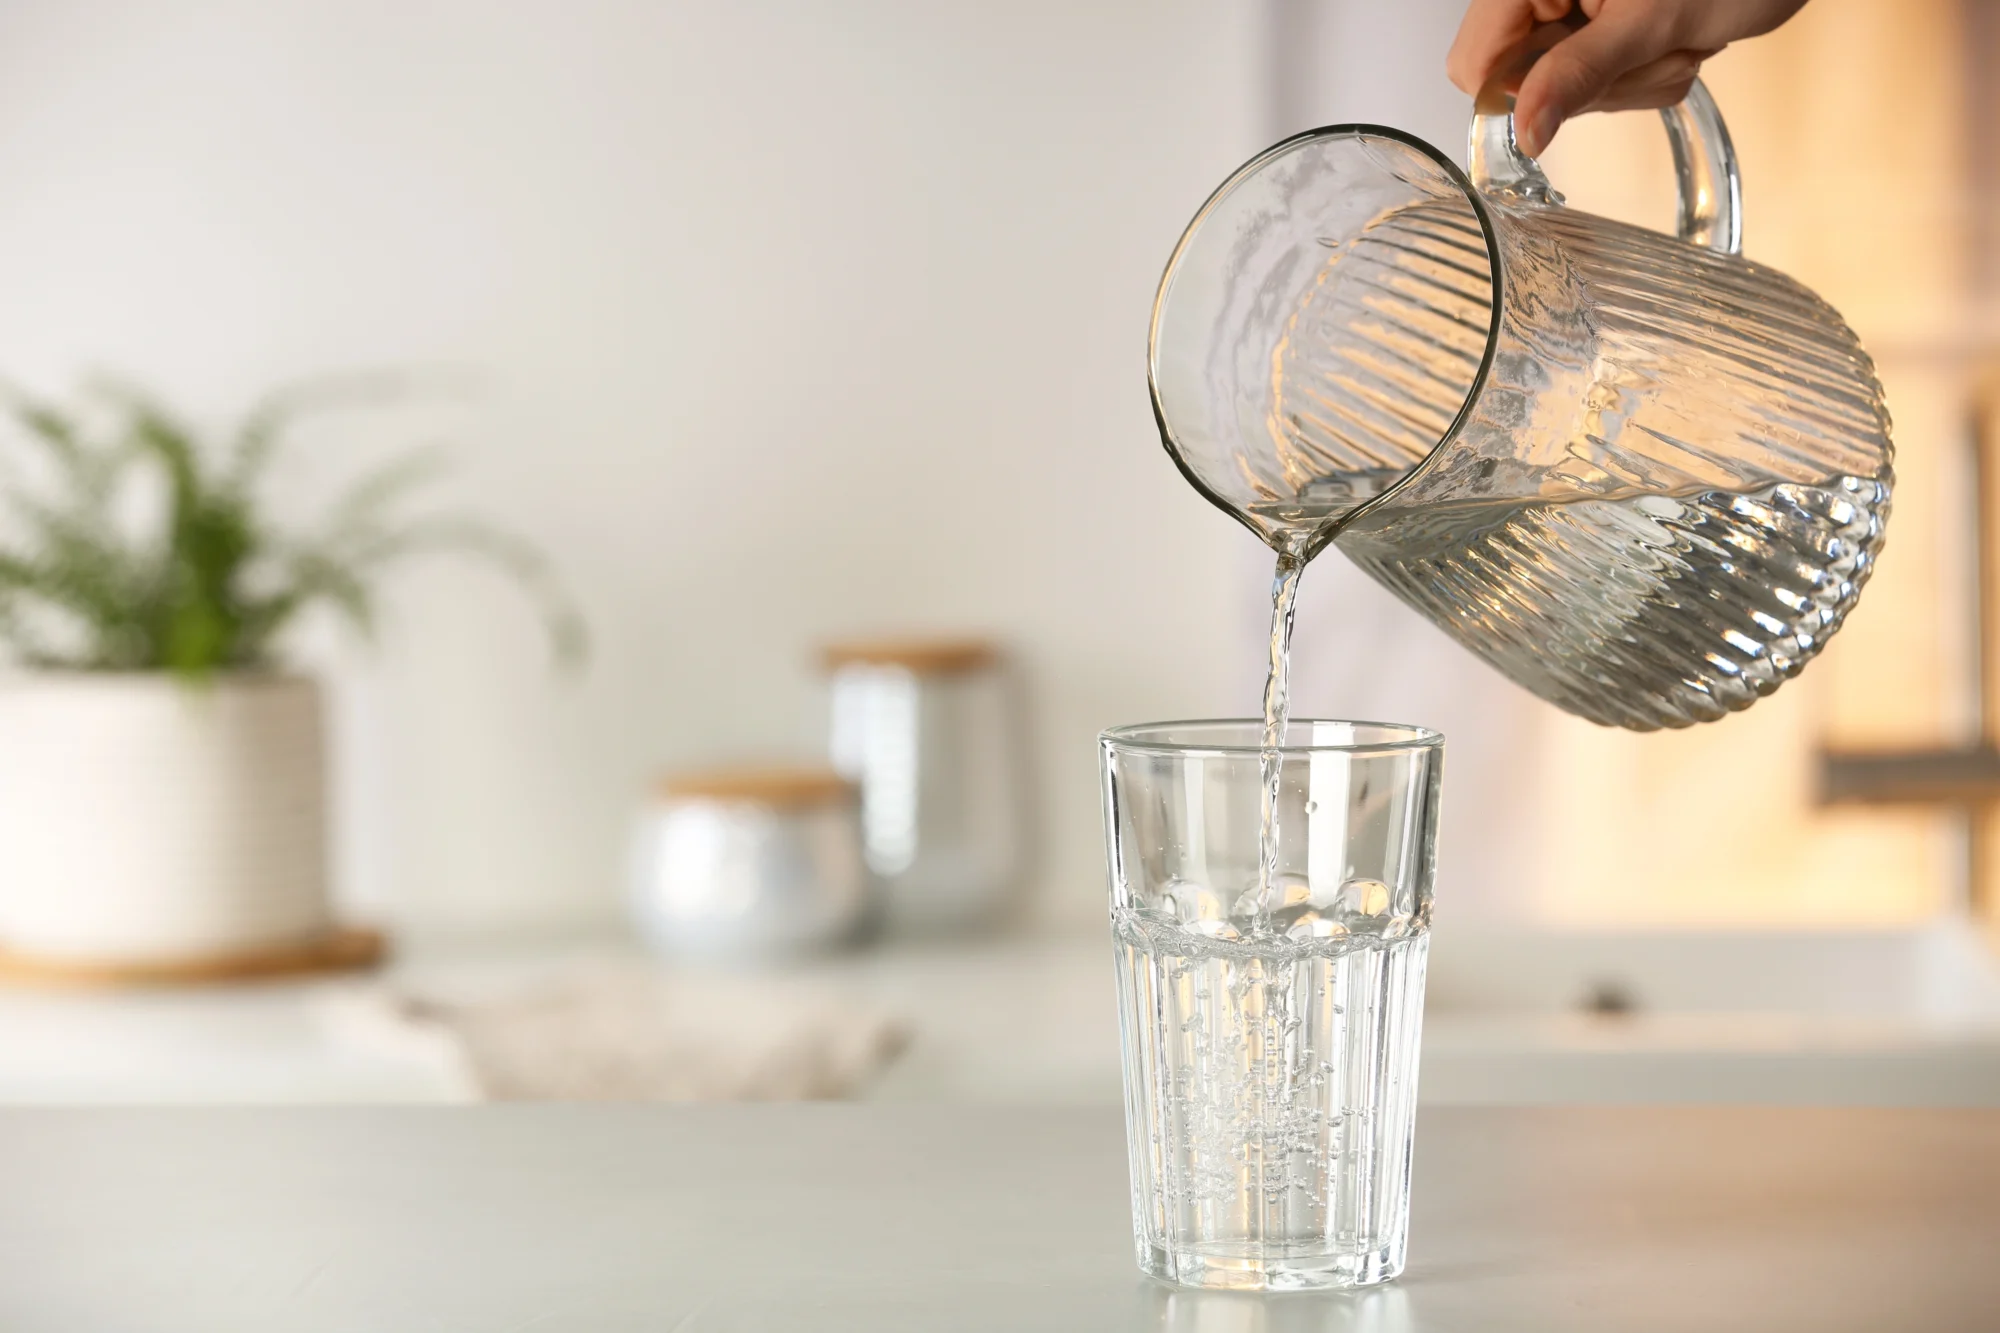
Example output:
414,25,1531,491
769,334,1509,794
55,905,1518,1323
1146,123,1506,559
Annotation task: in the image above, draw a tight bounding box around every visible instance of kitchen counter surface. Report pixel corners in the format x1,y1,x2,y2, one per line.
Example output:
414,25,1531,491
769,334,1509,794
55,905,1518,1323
6,929,2000,1106
1,1104,1994,1331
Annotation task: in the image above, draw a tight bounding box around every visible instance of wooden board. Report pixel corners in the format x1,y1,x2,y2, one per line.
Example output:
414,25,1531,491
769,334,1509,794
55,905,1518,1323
0,926,386,988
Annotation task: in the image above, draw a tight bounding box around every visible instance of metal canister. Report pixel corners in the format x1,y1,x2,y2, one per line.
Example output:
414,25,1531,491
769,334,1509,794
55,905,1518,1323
823,639,1024,933
630,768,872,959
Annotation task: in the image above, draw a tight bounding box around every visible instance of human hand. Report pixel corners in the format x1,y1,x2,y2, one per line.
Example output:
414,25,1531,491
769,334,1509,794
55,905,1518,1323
1447,0,1809,157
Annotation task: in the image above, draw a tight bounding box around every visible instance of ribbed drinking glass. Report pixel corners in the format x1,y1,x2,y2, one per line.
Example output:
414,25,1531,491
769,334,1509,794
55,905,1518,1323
1102,720,1443,1289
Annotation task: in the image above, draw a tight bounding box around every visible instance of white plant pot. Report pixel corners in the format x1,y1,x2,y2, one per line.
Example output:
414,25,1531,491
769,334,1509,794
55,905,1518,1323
0,673,330,963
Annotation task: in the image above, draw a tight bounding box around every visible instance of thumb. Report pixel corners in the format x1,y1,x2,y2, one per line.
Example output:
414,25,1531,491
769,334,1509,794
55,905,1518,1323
1513,7,1677,156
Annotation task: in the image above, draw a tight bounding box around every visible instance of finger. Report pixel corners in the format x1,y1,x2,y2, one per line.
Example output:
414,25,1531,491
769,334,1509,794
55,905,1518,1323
1447,0,1576,95
1582,48,1712,112
1588,69,1699,113
1513,6,1680,155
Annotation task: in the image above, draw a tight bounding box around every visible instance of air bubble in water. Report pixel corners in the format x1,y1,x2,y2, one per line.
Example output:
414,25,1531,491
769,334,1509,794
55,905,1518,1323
1334,878,1395,935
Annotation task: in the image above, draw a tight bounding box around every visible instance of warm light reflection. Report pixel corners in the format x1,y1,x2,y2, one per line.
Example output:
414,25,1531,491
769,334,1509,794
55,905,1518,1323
1529,0,1970,928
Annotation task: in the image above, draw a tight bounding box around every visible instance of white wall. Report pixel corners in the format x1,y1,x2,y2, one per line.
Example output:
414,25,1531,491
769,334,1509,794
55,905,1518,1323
0,1,1272,935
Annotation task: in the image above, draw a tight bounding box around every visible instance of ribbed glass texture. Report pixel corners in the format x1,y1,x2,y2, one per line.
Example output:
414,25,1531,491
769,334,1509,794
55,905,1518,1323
1102,721,1443,1290
1150,126,1894,730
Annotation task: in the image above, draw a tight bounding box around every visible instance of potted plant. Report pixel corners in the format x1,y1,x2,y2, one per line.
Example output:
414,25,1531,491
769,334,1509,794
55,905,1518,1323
0,378,582,974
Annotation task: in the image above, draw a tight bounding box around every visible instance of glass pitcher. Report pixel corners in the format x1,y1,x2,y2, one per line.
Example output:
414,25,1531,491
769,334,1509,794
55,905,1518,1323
1148,79,1893,731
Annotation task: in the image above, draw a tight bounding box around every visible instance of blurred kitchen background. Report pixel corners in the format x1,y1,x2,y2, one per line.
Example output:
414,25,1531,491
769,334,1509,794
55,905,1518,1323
4,0,2000,1106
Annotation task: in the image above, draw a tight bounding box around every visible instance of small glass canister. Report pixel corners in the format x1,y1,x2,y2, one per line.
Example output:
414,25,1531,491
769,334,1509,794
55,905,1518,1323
630,768,872,959
822,639,1025,933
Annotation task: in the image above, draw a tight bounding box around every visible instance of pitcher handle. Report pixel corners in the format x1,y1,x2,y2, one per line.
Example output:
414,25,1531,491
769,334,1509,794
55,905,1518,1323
1468,45,1742,257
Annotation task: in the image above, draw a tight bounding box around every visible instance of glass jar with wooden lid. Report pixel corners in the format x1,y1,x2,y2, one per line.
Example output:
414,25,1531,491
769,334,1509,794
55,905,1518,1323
822,638,1024,933
630,767,872,958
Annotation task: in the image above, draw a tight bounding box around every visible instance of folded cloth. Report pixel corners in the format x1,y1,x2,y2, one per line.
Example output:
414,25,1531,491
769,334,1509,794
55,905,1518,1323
391,966,909,1101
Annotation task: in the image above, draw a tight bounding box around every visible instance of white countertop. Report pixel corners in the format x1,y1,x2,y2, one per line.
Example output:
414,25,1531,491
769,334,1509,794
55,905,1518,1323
6,929,2000,1106
1,1104,1995,1330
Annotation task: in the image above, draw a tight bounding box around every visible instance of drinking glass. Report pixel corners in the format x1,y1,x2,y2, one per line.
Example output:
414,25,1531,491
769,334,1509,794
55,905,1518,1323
1101,720,1443,1290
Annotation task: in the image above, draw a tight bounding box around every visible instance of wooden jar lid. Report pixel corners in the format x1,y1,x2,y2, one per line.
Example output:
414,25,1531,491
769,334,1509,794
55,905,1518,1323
819,638,998,675
656,767,856,810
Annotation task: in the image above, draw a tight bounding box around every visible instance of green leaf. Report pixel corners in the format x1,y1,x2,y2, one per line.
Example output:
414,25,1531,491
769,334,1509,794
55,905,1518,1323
0,382,130,502
231,370,457,489
345,515,589,668
0,375,586,677
321,446,452,538
234,546,376,662
0,500,152,657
